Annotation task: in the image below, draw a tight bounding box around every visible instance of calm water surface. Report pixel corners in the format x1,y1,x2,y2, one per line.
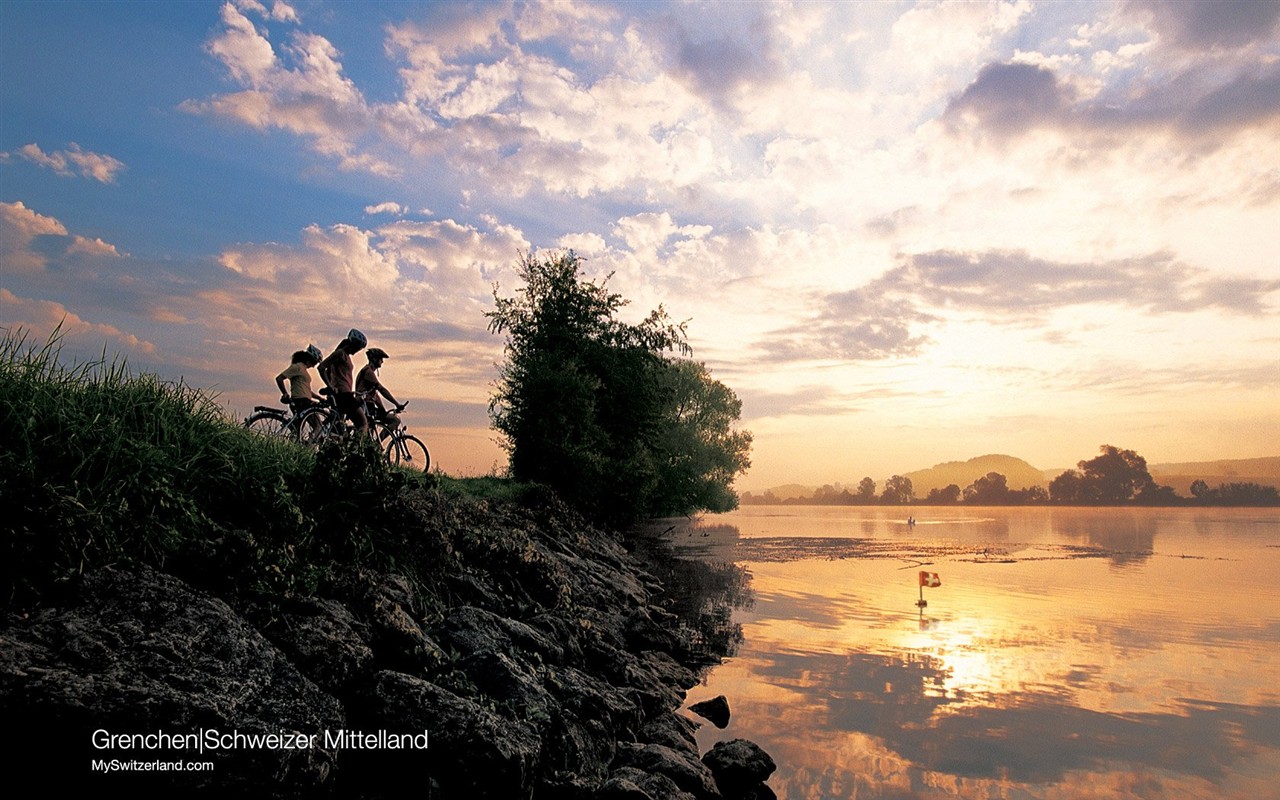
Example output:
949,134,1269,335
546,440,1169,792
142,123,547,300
662,506,1280,800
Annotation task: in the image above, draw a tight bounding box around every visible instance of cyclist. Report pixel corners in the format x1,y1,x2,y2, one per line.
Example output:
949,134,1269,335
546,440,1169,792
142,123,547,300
356,347,406,433
318,328,368,433
274,344,324,434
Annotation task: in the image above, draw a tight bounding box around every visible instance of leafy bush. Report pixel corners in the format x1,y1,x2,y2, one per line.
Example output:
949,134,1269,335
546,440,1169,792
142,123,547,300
487,251,751,525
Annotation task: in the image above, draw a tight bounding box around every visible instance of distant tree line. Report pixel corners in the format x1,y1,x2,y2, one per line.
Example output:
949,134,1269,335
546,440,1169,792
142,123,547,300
742,445,1280,507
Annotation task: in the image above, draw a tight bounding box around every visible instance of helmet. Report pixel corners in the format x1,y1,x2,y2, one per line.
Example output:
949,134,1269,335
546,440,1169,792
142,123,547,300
367,347,389,360
347,328,367,347
306,344,322,362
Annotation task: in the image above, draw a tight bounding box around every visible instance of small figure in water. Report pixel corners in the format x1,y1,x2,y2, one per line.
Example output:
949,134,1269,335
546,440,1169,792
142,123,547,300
908,516,916,527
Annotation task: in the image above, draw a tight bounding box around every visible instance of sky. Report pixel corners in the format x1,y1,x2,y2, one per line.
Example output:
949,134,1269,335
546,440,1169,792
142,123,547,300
2,0,1278,491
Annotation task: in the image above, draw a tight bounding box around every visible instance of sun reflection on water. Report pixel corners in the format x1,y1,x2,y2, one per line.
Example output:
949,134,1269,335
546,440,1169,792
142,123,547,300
659,506,1280,800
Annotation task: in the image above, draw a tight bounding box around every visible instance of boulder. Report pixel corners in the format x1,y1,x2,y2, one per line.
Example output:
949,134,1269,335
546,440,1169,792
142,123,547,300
254,595,375,694
637,711,700,753
604,766,699,800
701,739,776,800
437,605,566,665
0,565,343,795
360,669,541,797
614,742,721,799
689,695,731,728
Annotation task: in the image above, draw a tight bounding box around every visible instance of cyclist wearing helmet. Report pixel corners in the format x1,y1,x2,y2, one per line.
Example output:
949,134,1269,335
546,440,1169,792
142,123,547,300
356,347,406,432
275,344,324,435
319,328,368,433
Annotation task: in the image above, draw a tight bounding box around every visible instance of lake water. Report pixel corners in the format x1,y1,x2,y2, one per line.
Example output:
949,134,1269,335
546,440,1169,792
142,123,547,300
656,506,1280,800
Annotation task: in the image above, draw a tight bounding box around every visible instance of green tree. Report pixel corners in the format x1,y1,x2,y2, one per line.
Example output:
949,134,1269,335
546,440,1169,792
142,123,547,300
487,250,751,524
651,359,753,515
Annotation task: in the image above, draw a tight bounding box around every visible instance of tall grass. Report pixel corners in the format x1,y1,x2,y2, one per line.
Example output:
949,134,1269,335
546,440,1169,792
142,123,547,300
0,328,315,605
0,328,567,615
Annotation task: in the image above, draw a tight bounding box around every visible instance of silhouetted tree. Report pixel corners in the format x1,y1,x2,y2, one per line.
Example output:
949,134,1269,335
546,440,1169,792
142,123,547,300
488,250,751,524
927,484,961,504
651,359,753,515
1019,485,1050,504
1206,482,1280,506
1049,468,1086,503
1049,445,1154,504
963,472,1010,504
881,475,914,504
856,477,877,503
1134,482,1179,505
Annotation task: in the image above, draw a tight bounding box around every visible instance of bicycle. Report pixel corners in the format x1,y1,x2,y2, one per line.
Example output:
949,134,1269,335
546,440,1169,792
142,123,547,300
244,398,333,444
306,390,432,473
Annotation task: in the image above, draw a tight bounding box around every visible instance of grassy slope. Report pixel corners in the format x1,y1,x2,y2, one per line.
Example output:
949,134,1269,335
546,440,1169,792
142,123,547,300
0,331,555,613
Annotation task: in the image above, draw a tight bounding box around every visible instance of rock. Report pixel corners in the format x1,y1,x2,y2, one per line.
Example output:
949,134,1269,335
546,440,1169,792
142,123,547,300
638,649,700,691
456,648,553,718
360,669,541,797
701,739,776,800
622,659,686,718
0,565,343,795
598,773,658,800
637,711,700,753
605,766,700,800
614,742,721,799
437,605,566,665
623,608,680,651
254,596,375,694
689,695,731,728
322,570,440,672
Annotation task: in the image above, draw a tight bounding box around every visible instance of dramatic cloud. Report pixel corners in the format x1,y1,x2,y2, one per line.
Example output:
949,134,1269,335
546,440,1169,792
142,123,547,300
896,250,1280,316
660,11,787,108
758,249,1280,364
1126,0,1280,52
946,55,1280,146
943,62,1067,137
0,289,156,354
2,143,126,183
6,1,1277,480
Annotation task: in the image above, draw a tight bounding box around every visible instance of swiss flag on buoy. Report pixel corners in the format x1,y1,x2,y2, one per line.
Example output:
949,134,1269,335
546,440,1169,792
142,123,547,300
919,571,941,588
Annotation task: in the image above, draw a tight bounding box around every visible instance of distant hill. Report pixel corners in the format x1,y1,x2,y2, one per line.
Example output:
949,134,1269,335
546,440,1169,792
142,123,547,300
1148,456,1280,495
756,483,819,501
742,454,1280,502
905,454,1046,497
742,453,1047,501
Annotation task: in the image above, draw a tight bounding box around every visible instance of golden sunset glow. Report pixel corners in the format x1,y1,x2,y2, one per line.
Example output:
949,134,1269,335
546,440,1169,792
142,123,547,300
3,1,1277,484
673,506,1280,799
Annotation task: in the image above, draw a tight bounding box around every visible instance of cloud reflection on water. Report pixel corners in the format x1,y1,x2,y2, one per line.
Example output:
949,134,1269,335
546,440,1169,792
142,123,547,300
749,648,1280,784
664,507,1280,799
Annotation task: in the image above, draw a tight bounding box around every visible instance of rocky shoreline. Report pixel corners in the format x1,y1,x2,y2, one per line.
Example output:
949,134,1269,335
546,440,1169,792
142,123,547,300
0,494,771,798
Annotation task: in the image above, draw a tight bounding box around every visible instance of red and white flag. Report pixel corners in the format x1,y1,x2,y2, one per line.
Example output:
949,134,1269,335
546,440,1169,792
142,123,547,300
919,571,941,588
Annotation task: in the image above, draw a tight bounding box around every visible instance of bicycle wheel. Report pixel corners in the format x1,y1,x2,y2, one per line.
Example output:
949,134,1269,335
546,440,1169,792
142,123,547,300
245,411,289,439
385,433,430,472
297,406,337,446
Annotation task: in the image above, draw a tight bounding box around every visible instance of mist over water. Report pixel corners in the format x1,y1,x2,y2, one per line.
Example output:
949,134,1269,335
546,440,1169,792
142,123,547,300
657,506,1280,800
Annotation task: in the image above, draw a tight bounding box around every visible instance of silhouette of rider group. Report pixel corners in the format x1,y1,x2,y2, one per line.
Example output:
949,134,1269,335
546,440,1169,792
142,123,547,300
275,328,403,436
